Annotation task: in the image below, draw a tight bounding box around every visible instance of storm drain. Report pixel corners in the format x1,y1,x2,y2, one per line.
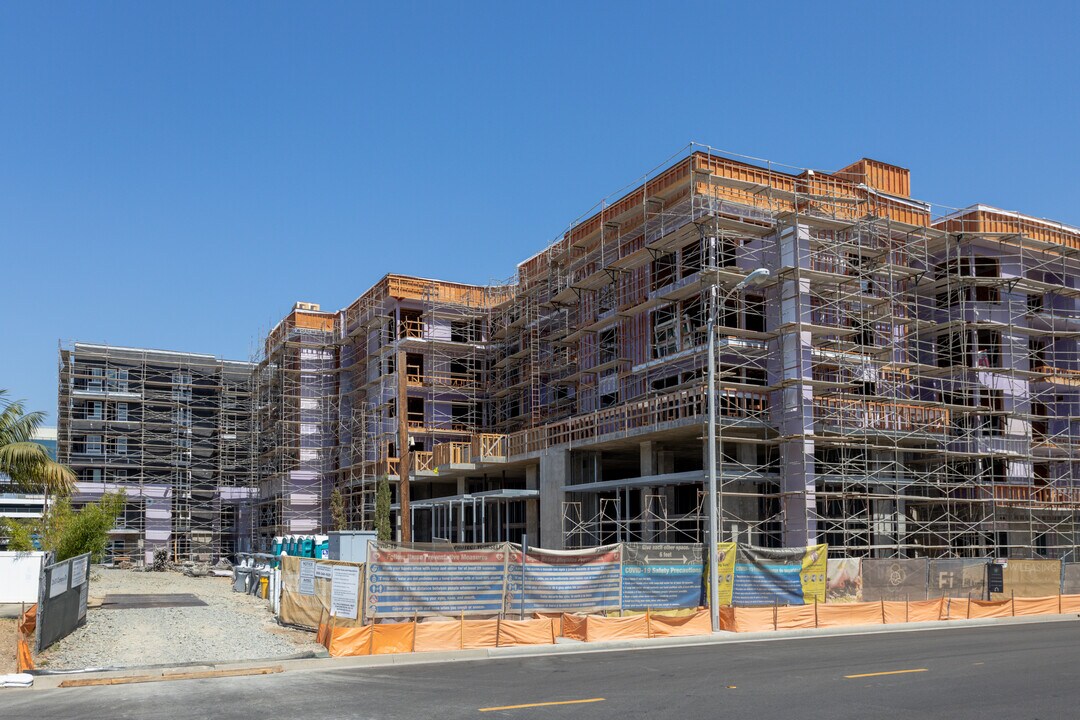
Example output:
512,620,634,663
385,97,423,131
100,593,209,609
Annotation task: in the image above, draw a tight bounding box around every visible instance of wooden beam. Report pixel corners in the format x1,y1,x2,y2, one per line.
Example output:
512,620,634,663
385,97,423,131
58,666,284,688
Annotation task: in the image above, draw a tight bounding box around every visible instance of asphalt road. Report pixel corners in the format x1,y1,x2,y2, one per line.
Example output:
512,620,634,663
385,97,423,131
3,620,1079,719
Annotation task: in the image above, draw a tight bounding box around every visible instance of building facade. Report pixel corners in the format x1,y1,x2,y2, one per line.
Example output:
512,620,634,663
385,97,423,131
56,344,255,562
59,148,1080,561
257,149,1080,561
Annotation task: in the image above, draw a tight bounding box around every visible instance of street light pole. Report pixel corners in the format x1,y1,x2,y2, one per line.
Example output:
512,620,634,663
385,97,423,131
707,267,770,632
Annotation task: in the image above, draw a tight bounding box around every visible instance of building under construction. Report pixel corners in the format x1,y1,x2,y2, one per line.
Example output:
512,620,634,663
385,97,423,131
56,343,255,562
59,146,1080,561
268,146,1080,561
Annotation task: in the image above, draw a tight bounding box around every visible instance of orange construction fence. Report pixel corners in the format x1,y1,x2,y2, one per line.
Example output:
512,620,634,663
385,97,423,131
314,593,1080,657
16,604,36,673
317,617,557,657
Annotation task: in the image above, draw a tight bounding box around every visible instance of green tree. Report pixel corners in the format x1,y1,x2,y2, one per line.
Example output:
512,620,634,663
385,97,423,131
0,390,76,496
375,476,392,543
1,491,126,561
329,487,347,531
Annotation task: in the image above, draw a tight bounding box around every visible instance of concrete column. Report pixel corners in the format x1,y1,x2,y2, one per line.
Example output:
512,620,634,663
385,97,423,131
525,463,540,541
640,442,657,541
539,449,570,549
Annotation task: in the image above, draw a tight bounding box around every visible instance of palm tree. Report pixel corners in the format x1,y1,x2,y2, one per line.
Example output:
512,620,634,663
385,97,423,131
0,390,75,497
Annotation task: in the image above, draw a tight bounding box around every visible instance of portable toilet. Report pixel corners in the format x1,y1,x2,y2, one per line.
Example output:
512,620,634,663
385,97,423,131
300,535,315,558
315,535,329,559
284,535,295,556
271,536,283,568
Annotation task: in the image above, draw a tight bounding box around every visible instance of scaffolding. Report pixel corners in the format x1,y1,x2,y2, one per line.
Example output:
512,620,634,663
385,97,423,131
56,343,255,562
240,144,1080,561
251,304,338,550
496,145,1080,560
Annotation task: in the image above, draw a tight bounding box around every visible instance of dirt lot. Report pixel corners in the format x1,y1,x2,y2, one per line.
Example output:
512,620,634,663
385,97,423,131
36,567,323,670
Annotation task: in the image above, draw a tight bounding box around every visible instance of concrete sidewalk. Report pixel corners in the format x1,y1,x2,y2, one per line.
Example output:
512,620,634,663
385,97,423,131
23,610,1080,690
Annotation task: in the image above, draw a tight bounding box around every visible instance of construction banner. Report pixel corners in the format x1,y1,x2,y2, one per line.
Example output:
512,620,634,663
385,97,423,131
712,542,738,606
928,559,988,599
826,558,861,603
621,543,704,610
861,558,928,602
991,559,1061,600
367,545,510,618
1063,563,1080,594
730,544,827,606
507,545,621,615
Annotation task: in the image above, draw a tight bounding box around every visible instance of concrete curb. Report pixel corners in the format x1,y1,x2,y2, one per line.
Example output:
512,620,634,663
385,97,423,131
28,612,1080,689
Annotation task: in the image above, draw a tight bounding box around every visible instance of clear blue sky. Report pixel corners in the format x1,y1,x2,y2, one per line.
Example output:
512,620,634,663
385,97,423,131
4,1,1080,422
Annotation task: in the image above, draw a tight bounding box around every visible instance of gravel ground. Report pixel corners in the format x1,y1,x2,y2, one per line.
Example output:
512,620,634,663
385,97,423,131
37,568,323,670
0,619,15,674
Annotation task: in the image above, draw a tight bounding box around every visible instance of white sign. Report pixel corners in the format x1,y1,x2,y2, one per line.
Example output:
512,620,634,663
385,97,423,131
330,565,360,620
49,561,70,599
71,555,88,588
298,559,316,596
314,563,333,580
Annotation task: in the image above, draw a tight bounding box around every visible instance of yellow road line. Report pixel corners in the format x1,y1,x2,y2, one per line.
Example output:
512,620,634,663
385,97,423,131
479,698,606,712
845,668,928,679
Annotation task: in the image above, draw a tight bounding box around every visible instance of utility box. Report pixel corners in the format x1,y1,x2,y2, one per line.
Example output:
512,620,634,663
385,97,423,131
328,531,378,563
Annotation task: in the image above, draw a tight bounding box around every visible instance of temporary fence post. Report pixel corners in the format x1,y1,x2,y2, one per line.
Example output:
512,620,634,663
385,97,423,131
495,617,501,648
880,598,886,625
646,608,652,639
520,534,527,621
459,612,464,650
1059,593,1063,614
1011,590,1016,617
772,599,778,632
814,597,818,628
966,592,971,619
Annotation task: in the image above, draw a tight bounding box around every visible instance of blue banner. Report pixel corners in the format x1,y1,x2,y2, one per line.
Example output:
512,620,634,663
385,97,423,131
622,543,704,610
367,546,508,618
507,545,621,614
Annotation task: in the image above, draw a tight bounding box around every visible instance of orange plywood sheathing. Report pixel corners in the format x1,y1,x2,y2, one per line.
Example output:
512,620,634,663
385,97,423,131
936,207,1080,251
567,158,694,251
647,609,712,638
371,622,416,654
561,613,588,641
835,158,912,198
414,620,464,652
496,618,556,647
584,614,650,642
385,274,510,308
461,619,500,649
292,311,336,333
